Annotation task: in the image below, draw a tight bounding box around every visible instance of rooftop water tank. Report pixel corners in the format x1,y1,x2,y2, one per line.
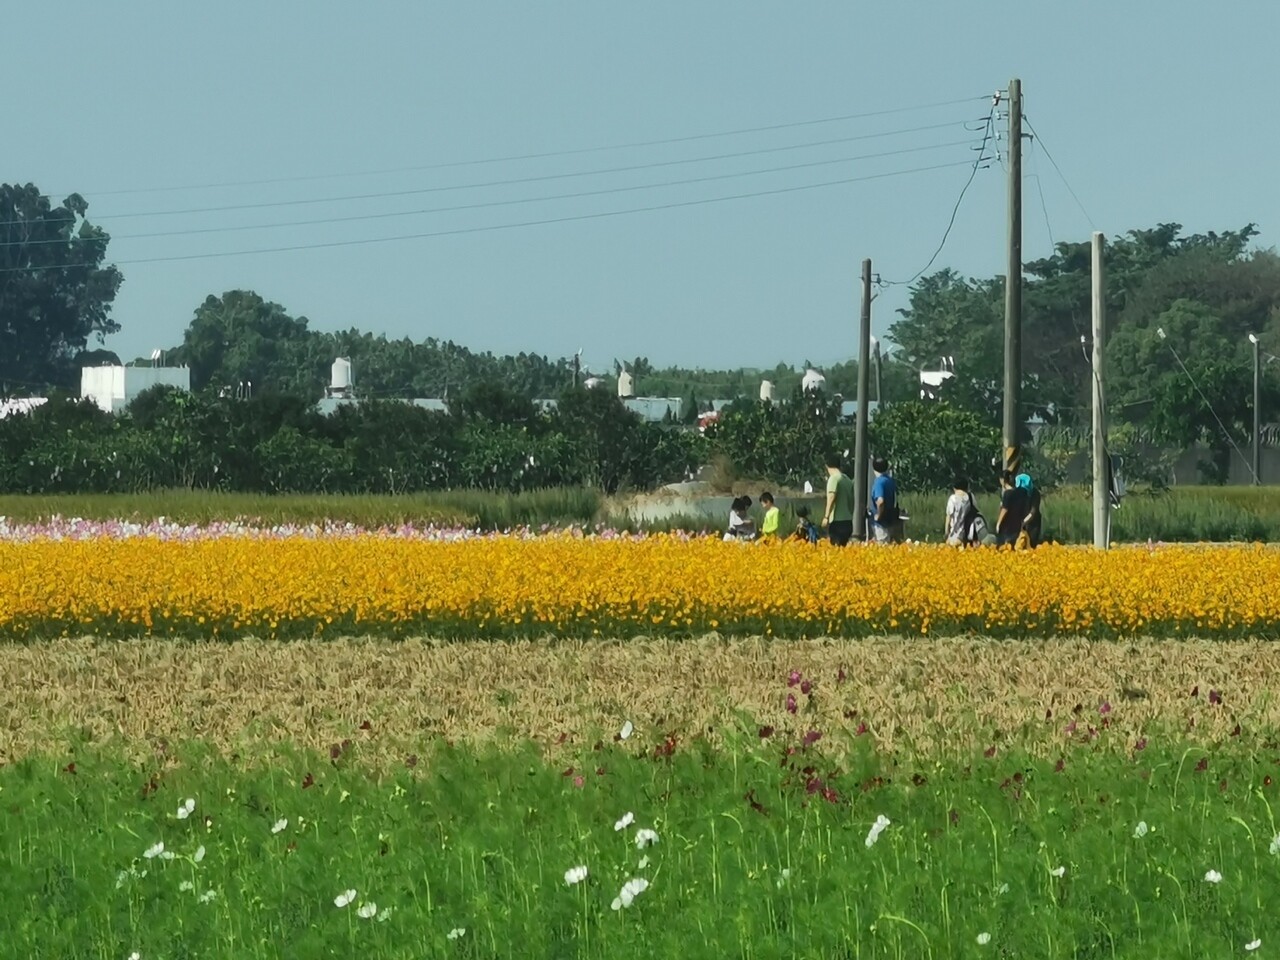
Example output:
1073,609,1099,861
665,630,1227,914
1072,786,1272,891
801,368,827,393
617,369,635,398
759,379,775,402
331,357,353,392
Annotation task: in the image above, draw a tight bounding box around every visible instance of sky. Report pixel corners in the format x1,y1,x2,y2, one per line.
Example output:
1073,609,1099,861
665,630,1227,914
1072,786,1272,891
7,1,1280,375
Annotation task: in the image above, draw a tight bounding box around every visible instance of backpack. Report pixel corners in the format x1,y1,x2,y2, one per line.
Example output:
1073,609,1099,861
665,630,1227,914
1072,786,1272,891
962,493,987,543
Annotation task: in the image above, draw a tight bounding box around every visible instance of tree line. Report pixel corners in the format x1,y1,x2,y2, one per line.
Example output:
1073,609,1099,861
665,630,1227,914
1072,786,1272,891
4,178,1279,485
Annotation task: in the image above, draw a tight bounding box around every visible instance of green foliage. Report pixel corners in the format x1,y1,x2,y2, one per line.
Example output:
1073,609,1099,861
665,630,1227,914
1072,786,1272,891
0,184,123,393
706,388,847,485
867,400,1000,492
0,388,697,497
5,734,1280,957
888,224,1279,436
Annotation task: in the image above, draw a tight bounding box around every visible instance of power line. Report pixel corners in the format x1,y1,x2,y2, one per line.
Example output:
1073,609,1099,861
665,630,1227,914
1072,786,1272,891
0,158,976,273
2,137,982,247
876,108,996,287
1023,116,1095,230
4,121,985,228
47,96,991,199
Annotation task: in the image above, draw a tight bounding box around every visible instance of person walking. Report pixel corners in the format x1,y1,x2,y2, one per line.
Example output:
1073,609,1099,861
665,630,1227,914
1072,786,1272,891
869,458,901,544
822,455,855,546
944,477,983,546
995,471,1029,547
1016,473,1042,547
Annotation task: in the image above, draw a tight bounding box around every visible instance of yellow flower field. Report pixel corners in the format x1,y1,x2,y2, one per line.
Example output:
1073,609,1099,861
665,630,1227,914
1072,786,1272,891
0,536,1276,639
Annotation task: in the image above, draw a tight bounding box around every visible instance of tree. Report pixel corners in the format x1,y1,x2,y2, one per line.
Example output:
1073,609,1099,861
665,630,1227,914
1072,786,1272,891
172,291,313,395
0,184,123,393
868,401,1000,493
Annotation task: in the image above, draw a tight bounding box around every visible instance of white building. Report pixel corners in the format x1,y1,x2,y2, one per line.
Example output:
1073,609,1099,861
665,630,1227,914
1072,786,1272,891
81,365,191,414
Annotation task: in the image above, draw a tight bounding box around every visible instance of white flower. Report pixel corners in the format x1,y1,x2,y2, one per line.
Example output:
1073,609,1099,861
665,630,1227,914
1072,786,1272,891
635,828,660,849
977,932,991,945
376,907,393,923
334,889,357,908
1205,869,1223,884
1270,833,1280,856
176,798,196,820
610,876,650,910
776,867,791,889
128,953,141,960
271,818,288,835
357,902,378,919
865,814,891,848
446,928,467,940
143,842,165,860
1246,940,1262,952
1133,821,1149,839
638,856,650,869
619,720,634,740
1050,865,1066,878
997,882,1009,895
564,865,589,885
178,880,194,893
198,889,217,904
194,845,206,863
614,812,635,832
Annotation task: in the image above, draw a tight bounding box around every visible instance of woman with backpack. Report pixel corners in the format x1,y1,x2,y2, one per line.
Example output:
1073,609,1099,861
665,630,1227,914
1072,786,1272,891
944,477,986,546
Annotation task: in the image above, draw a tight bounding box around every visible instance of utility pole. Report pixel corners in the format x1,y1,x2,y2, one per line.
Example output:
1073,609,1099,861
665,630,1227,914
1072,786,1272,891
1002,77,1023,475
853,258,872,542
1251,333,1262,485
1091,231,1108,549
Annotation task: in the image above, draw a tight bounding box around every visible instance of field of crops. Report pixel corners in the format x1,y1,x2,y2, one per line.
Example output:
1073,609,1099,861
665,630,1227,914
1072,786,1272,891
6,522,1280,958
1,535,1278,640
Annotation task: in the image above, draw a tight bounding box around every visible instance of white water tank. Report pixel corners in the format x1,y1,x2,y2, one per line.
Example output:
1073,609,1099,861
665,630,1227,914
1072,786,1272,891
801,368,827,393
617,370,635,398
331,357,353,393
759,379,775,402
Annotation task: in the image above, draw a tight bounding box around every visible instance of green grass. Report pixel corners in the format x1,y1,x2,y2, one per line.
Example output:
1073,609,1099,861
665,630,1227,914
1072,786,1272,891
7,729,1280,959
0,488,603,531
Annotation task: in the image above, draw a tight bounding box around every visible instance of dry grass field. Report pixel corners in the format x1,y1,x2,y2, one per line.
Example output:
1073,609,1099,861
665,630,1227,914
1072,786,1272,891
4,635,1272,764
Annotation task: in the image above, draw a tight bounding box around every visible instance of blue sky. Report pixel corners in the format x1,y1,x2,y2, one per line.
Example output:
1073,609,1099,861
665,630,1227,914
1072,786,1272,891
8,1,1278,373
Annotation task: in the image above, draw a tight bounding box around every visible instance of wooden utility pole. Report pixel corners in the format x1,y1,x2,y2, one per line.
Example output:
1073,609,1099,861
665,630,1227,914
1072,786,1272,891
1091,231,1109,549
853,259,873,542
1003,77,1023,475
1252,334,1262,485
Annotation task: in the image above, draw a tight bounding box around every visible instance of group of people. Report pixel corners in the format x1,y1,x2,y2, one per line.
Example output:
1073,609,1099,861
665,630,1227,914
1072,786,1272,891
943,470,1042,548
724,455,906,546
725,458,1043,549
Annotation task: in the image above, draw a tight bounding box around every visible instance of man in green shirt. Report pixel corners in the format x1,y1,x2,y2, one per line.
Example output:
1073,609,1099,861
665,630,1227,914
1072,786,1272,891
822,454,855,546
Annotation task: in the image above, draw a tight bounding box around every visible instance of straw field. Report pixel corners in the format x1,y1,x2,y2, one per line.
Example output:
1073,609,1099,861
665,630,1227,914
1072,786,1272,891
3,635,1273,765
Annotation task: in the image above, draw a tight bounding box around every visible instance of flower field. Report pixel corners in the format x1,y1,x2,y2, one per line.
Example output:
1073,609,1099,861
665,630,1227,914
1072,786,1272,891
7,526,1280,957
0,535,1277,640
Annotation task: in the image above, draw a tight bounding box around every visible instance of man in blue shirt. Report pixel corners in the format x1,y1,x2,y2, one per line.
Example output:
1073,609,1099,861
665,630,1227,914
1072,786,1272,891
869,457,901,544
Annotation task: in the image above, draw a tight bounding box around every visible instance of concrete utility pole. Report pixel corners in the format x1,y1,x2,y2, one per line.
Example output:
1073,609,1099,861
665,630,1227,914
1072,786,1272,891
1091,232,1109,549
1003,77,1023,475
1251,333,1262,485
853,258,872,542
